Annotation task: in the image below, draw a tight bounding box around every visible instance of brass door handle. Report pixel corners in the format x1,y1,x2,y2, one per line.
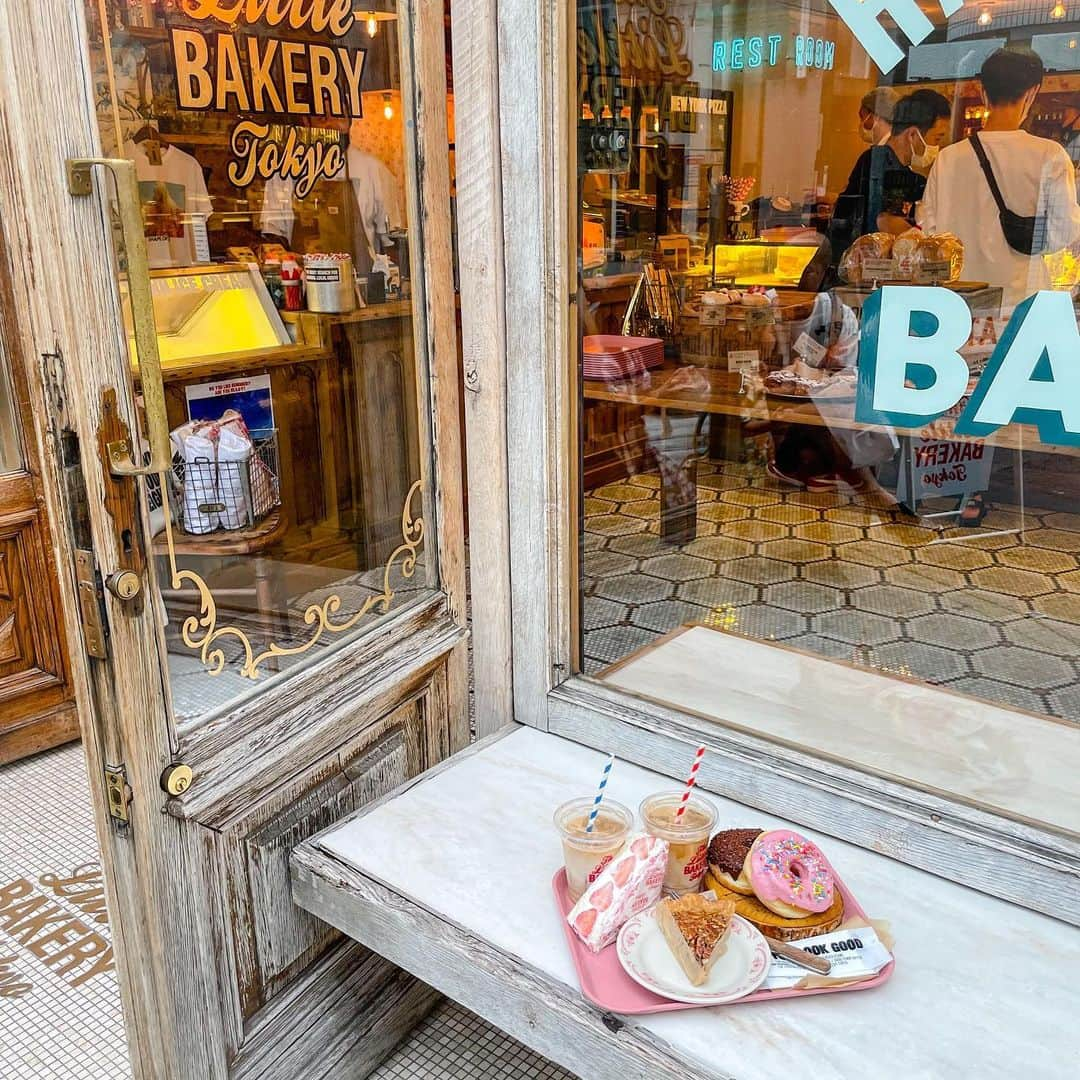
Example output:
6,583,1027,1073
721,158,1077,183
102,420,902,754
66,157,171,477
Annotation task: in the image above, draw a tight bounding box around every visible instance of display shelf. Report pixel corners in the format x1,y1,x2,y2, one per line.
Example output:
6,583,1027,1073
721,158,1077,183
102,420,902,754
151,343,329,384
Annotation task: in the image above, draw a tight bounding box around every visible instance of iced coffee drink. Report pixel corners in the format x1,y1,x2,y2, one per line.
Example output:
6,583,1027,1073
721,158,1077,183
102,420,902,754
640,792,718,895
554,798,633,903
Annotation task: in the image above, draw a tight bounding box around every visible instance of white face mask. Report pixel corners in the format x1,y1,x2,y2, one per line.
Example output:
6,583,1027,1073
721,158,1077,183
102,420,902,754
910,132,939,172
859,118,876,144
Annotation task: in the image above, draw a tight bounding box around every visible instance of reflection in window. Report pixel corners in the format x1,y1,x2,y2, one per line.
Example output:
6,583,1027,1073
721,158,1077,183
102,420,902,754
575,1,1080,746
84,0,442,725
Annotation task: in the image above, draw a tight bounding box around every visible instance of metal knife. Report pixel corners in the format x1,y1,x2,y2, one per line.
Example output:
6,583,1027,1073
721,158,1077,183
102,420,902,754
768,938,832,975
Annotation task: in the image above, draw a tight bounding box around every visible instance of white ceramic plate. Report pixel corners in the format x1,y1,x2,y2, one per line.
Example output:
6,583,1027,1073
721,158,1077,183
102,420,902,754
616,910,771,1005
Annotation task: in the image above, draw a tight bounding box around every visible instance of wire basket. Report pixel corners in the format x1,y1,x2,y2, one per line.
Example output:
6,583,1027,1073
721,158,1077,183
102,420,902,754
167,429,281,536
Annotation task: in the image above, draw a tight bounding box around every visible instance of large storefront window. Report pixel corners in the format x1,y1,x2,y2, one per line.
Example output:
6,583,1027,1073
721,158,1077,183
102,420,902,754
86,0,437,726
576,1,1080,832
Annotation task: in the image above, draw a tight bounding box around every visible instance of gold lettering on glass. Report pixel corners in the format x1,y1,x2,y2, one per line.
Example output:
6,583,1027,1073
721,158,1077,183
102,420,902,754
161,480,424,680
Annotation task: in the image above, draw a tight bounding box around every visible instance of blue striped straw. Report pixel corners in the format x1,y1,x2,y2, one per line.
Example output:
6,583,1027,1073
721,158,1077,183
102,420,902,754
585,754,616,834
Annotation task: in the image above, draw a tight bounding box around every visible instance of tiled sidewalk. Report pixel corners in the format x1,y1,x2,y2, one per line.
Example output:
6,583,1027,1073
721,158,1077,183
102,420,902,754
0,743,129,1080
0,742,573,1080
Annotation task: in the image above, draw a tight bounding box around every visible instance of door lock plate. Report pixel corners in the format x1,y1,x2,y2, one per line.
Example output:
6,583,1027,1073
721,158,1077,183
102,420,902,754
75,549,108,659
104,763,132,826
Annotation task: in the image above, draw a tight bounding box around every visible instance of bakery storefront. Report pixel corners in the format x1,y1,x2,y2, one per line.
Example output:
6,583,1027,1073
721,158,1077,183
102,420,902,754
308,0,1077,1075
1,0,1078,1077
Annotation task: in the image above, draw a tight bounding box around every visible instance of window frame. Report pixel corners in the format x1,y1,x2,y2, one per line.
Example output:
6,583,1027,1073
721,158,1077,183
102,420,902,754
456,0,1080,925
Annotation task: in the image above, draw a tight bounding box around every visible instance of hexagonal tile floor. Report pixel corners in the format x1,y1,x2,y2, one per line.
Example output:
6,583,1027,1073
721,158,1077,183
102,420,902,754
582,462,1080,724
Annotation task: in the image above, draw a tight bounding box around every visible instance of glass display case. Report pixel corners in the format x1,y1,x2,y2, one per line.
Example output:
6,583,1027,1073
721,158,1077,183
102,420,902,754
707,240,822,289
121,264,290,364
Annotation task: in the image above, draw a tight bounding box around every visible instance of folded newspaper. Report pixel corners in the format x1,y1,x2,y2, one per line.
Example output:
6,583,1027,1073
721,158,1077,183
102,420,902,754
763,926,891,990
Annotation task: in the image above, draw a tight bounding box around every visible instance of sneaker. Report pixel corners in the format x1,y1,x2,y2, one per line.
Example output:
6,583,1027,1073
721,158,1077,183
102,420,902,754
766,461,805,488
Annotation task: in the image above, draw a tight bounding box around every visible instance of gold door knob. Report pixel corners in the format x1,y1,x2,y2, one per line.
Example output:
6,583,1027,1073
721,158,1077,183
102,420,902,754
106,570,141,601
160,763,193,796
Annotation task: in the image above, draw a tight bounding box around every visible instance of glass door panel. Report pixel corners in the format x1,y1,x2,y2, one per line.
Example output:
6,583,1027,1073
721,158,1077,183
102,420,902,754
83,0,437,727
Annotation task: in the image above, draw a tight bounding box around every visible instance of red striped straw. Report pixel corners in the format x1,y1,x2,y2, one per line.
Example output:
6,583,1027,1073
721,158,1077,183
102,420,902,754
675,745,706,820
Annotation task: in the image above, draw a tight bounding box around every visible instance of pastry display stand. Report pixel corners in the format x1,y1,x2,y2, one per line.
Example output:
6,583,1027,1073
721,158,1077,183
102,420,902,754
290,726,1075,1080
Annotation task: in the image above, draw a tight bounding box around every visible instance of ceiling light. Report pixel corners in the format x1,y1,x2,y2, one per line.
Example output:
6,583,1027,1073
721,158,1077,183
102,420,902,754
1051,1,1067,19
978,9,992,25
383,92,394,121
360,9,397,37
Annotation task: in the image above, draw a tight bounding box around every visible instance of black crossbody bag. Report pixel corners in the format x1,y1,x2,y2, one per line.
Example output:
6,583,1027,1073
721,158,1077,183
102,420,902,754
969,132,1047,255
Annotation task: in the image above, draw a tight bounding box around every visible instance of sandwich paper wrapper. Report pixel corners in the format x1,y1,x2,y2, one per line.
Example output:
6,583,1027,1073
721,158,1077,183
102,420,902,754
763,924,892,990
567,833,669,953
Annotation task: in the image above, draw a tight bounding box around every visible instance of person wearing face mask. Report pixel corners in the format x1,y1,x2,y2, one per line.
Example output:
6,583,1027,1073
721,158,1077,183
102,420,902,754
859,87,898,146
828,90,951,270
906,88,953,176
919,49,1080,309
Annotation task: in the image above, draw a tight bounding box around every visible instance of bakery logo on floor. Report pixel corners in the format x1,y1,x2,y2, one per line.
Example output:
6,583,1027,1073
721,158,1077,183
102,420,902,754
858,287,1080,447
0,865,113,996
169,0,368,196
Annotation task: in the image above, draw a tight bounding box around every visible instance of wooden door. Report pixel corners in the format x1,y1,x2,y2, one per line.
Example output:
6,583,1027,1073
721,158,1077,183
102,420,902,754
0,308,77,761
0,1,466,1078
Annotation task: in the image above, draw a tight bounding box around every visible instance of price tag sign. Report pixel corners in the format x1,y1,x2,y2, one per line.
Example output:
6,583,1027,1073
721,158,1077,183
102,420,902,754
914,260,951,284
728,349,760,373
861,257,897,281
744,306,775,329
794,332,828,365
700,305,727,326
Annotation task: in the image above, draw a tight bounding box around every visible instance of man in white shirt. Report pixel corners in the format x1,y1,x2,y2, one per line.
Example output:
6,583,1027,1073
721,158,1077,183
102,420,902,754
919,48,1080,310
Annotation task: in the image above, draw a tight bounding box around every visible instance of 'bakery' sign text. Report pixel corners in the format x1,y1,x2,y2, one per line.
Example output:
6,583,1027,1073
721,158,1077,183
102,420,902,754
170,0,368,195
857,287,1080,447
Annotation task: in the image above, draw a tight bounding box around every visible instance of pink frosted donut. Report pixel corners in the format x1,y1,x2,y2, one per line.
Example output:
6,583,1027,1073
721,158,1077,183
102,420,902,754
745,830,835,918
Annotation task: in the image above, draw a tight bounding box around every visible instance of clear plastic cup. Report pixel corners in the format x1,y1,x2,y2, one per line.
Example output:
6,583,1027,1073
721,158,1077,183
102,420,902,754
640,791,719,896
554,797,633,903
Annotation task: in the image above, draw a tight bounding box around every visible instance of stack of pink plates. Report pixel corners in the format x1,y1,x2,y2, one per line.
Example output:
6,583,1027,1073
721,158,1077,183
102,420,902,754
583,335,664,381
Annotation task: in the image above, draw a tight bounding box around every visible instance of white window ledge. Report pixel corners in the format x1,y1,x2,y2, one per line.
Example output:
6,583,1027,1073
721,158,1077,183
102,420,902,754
603,625,1080,835
292,726,1075,1080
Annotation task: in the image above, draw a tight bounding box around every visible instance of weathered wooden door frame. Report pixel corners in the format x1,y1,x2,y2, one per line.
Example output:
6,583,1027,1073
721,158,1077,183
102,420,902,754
456,0,1080,926
0,1,467,1077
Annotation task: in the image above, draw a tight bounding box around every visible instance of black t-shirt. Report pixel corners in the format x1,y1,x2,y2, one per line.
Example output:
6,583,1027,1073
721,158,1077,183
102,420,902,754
829,145,926,258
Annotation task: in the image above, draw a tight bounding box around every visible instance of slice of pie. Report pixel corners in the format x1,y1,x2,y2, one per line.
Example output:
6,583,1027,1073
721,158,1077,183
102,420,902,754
655,892,737,987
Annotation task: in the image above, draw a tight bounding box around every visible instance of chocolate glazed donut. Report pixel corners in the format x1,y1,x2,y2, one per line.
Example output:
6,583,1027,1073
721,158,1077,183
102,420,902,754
706,829,762,895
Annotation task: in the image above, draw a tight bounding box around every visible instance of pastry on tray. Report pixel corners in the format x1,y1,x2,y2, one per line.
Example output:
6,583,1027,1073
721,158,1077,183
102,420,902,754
655,892,737,986
567,833,669,954
745,829,837,918
702,871,845,942
706,828,762,894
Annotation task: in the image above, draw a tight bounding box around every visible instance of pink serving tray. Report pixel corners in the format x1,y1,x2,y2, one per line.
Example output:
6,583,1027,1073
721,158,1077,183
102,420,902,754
553,869,894,1014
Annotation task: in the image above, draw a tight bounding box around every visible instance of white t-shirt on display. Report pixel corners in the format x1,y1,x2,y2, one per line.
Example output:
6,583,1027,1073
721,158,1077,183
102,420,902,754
918,131,1080,309
125,140,212,266
347,146,403,265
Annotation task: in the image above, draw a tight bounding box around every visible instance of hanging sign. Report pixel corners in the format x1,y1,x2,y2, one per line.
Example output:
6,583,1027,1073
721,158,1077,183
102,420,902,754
712,35,835,73
856,287,1080,447
169,0,368,196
